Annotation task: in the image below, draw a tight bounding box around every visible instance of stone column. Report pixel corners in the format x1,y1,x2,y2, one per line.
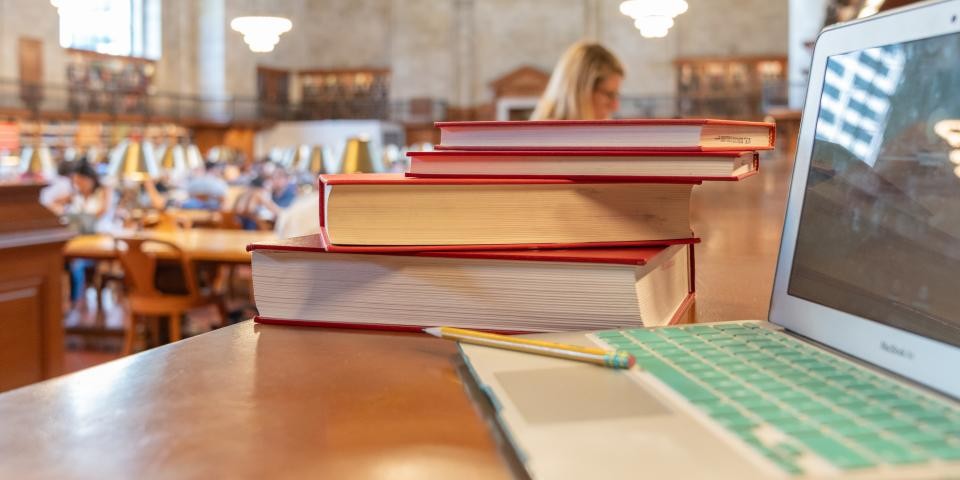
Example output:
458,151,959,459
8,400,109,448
583,0,601,41
788,0,828,109
452,0,475,114
197,0,227,120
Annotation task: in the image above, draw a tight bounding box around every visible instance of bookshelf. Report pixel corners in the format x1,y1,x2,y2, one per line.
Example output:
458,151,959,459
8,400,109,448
674,56,787,120
65,49,156,117
298,68,390,120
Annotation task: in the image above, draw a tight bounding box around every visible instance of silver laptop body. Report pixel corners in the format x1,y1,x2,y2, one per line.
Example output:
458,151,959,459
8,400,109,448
460,1,960,478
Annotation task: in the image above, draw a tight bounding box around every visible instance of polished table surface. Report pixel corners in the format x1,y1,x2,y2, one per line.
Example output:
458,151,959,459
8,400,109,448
63,228,277,263
0,323,512,479
0,152,794,478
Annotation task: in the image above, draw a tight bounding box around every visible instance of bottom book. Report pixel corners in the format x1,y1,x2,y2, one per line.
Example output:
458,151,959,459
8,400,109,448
248,235,695,332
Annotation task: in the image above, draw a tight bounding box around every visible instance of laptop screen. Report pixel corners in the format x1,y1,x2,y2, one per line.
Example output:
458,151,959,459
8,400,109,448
788,31,960,348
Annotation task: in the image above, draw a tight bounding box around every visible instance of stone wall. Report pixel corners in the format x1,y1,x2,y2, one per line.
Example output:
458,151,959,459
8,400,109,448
0,0,68,86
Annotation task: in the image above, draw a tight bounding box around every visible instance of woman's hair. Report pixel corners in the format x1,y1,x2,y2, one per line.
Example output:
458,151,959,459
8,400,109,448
531,42,624,121
73,159,101,192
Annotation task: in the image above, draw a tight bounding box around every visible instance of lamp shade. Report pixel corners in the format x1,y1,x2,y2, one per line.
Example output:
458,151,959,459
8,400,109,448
268,147,286,164
207,146,239,164
185,144,203,170
158,144,188,175
18,145,54,179
339,137,376,174
279,146,299,169
297,145,329,174
107,140,159,181
86,146,106,164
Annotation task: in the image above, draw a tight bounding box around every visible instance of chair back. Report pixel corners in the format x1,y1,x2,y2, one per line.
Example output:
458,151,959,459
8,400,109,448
113,236,200,299
150,212,192,231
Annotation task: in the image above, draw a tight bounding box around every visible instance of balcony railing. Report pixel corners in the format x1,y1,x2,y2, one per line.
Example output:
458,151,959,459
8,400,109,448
0,78,793,125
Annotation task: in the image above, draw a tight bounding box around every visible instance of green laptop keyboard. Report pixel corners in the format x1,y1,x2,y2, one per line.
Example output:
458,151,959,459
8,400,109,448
594,322,960,476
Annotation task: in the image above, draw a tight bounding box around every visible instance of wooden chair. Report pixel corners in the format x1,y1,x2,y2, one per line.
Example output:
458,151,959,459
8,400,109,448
114,237,223,355
145,211,193,231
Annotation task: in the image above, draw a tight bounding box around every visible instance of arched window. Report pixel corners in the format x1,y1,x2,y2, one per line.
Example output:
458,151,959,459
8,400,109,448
56,0,161,59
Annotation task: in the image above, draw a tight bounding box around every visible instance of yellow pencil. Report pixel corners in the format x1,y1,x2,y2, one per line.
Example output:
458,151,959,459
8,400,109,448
424,326,635,369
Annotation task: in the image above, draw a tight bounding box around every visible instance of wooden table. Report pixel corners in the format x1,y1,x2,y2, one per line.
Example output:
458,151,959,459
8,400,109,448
64,228,277,263
0,153,794,478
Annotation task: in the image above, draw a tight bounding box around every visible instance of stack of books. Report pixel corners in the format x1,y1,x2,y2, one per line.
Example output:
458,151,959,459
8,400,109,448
249,119,775,332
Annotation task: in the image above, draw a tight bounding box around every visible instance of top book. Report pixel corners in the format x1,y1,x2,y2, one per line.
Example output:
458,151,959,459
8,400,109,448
435,119,776,151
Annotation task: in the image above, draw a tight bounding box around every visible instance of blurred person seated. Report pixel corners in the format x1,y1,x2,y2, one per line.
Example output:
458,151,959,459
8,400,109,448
274,190,320,239
141,176,171,210
531,41,624,120
50,161,118,305
182,161,229,210
270,168,297,208
231,176,282,230
40,160,75,215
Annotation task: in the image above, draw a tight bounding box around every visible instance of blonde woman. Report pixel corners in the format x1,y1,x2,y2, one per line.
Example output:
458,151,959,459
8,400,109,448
531,42,625,120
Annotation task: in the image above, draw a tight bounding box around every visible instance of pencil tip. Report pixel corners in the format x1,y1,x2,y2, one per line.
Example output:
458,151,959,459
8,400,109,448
423,327,442,337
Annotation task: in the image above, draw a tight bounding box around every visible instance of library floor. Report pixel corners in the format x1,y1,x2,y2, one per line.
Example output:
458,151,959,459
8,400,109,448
63,268,256,374
62,148,795,374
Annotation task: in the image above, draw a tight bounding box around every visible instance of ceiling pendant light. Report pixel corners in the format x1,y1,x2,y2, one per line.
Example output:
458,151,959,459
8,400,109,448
619,0,689,39
230,16,292,53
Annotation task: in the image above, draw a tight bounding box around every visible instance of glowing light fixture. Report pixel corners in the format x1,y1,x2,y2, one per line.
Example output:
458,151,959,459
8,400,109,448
619,0,688,38
18,145,55,180
858,0,886,18
185,144,204,170
230,16,292,53
107,140,159,182
935,119,960,177
158,144,188,176
340,137,377,174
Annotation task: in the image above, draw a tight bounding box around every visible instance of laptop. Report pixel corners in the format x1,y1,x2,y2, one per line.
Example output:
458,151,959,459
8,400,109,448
459,1,960,478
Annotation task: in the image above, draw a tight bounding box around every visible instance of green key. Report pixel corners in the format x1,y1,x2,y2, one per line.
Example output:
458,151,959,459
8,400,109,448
867,416,913,431
764,455,804,475
858,438,930,464
792,433,874,469
625,329,661,342
771,389,807,402
830,421,876,438
807,411,850,426
720,416,758,433
690,370,724,382
596,330,625,338
923,443,960,461
773,418,818,435
900,431,949,447
714,357,742,367
772,441,805,459
643,344,673,353
795,400,831,414
737,396,777,410
643,363,714,400
698,402,739,417
755,407,794,423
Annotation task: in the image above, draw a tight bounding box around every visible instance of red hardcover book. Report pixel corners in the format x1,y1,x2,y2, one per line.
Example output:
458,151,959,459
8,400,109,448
434,118,775,151
248,235,696,333
406,149,760,181
317,174,699,252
